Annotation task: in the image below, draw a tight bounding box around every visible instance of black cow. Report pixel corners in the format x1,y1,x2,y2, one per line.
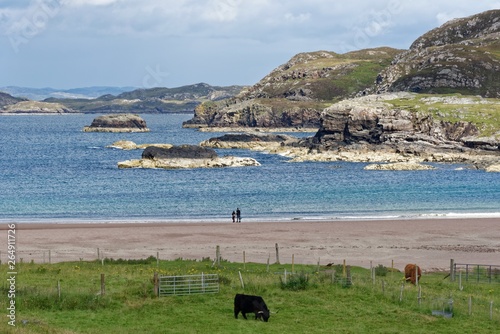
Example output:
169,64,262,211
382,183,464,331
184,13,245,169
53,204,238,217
234,294,270,322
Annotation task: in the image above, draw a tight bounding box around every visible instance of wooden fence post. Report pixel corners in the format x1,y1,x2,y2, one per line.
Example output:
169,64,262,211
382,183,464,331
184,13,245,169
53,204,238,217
468,295,472,315
415,263,419,286
49,250,51,264
156,252,159,267
450,259,455,281
216,245,220,266
490,301,493,320
399,282,404,302
97,248,100,260
266,255,270,272
238,271,245,289
154,272,159,297
275,243,280,264
459,269,463,290
292,254,295,274
346,265,352,287
317,258,320,273
343,260,346,277
243,251,246,270
100,273,105,296
57,280,61,300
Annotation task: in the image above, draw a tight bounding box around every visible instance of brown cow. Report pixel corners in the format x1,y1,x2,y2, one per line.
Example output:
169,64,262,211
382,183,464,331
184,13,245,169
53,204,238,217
404,264,422,285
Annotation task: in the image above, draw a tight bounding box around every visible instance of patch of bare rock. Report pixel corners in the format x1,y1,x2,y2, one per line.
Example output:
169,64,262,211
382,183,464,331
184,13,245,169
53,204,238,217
106,140,172,150
364,162,436,171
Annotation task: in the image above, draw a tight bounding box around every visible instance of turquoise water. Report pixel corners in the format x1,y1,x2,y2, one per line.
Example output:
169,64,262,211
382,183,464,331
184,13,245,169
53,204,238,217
1,114,499,223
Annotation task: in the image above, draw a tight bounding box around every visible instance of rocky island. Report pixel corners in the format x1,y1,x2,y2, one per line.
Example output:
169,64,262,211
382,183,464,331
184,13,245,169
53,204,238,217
118,144,260,169
83,113,150,132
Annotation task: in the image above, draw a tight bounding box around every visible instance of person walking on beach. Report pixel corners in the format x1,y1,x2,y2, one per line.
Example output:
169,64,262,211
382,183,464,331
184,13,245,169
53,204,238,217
236,208,241,223
232,210,236,223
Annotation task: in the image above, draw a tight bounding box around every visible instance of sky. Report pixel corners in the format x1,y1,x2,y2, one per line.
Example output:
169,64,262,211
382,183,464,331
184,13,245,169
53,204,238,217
0,0,498,89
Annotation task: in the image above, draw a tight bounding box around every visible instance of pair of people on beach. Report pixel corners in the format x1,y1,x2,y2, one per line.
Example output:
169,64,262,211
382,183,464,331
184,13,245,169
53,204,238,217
232,208,241,223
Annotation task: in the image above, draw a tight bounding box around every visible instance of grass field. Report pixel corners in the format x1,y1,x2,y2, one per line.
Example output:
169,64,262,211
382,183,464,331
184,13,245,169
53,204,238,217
1,258,499,333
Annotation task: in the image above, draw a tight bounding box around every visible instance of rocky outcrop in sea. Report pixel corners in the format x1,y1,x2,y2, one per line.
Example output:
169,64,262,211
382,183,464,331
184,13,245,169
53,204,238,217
83,114,150,132
118,144,260,169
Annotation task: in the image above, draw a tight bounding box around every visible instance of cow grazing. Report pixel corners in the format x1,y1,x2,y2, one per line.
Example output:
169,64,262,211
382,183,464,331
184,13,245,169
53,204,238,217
234,294,270,322
404,264,422,285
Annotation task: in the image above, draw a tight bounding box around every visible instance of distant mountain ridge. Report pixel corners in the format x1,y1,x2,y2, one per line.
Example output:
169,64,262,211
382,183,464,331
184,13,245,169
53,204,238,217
0,83,245,114
0,86,137,101
44,83,245,113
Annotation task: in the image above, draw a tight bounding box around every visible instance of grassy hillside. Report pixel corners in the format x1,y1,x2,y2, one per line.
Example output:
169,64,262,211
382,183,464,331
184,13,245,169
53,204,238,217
2,258,499,333
386,93,500,138
243,47,401,102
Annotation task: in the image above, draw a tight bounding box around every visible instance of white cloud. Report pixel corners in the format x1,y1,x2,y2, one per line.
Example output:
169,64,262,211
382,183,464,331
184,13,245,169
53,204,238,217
62,0,119,6
284,12,311,23
1,0,497,88
201,0,241,22
436,11,464,25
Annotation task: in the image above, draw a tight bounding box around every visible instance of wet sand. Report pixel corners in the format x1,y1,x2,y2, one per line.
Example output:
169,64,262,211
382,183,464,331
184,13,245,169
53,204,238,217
1,218,499,272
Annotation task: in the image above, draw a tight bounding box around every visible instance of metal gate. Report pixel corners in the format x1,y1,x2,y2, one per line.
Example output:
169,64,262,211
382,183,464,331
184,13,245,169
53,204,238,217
158,273,219,296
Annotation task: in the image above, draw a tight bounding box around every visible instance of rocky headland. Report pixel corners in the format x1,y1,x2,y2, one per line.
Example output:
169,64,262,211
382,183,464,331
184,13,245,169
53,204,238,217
83,114,150,132
1,100,76,114
187,10,500,171
118,144,260,169
183,48,401,129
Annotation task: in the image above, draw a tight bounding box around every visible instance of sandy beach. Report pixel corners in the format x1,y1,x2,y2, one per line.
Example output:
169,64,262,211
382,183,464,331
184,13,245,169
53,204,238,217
2,218,499,272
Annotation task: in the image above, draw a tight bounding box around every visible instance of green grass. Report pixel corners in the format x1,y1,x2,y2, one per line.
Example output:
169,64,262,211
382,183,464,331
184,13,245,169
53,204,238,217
1,259,499,333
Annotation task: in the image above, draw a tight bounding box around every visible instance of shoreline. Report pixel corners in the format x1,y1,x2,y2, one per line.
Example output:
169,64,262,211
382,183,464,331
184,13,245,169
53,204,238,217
2,218,499,271
2,210,500,225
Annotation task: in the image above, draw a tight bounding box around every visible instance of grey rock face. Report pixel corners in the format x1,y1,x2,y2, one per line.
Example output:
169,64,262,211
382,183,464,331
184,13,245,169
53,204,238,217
309,93,499,155
373,10,500,97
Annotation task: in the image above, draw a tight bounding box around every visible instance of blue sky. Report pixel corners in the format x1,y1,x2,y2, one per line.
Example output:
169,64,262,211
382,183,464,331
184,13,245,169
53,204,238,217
0,0,498,89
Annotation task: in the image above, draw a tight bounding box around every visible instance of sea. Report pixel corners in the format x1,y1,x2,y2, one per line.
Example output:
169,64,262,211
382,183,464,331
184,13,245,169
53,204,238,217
1,113,499,224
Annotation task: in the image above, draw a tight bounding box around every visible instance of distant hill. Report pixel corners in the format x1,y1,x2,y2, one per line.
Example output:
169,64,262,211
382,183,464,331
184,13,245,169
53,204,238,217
44,83,245,113
0,91,27,108
0,86,137,101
